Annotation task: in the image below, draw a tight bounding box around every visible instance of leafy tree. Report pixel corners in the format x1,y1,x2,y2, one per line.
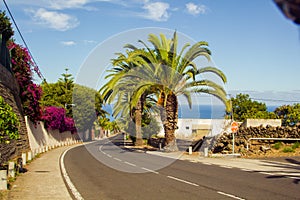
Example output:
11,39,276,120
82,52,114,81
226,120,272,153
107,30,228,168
0,10,14,71
275,104,300,126
42,69,108,134
41,68,74,117
0,10,13,37
230,93,276,121
73,84,107,132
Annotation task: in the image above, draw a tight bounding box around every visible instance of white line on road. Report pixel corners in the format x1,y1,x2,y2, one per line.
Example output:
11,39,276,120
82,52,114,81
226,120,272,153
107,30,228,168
220,165,233,169
124,161,136,167
61,147,84,200
106,154,112,158
114,157,122,162
289,176,300,180
259,172,273,175
217,191,245,200
240,168,252,172
202,162,212,165
167,176,199,187
141,167,159,174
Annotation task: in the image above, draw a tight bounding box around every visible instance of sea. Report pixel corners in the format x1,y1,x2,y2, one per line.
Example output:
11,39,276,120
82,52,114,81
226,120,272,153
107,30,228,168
103,104,279,120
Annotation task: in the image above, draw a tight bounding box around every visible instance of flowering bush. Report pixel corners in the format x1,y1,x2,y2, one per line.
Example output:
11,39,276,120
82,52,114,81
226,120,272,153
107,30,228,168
64,117,77,134
8,41,43,124
42,106,76,133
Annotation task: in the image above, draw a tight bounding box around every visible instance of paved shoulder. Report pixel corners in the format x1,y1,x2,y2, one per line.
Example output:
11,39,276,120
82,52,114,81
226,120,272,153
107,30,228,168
6,146,78,200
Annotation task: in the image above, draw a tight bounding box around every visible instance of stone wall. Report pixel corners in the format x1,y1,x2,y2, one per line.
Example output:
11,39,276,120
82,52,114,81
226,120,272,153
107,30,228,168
242,119,282,128
0,64,29,164
212,124,300,155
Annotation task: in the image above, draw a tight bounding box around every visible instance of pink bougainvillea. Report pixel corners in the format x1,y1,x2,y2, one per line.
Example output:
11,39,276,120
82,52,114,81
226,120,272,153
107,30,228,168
7,41,76,132
8,41,43,124
42,106,76,133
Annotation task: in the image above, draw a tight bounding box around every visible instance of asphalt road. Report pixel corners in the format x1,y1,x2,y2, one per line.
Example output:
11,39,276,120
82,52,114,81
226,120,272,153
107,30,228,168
63,136,300,200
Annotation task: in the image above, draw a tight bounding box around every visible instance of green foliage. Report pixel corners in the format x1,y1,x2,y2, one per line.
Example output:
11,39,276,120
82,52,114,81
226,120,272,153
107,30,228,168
231,93,276,121
273,142,282,150
73,84,106,132
120,114,161,139
275,104,300,126
40,69,74,117
0,96,19,143
282,147,295,153
41,69,107,132
0,10,14,37
292,142,300,149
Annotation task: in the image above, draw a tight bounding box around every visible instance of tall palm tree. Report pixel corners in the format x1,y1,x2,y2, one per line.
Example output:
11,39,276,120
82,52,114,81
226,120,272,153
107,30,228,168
120,32,229,151
100,50,150,146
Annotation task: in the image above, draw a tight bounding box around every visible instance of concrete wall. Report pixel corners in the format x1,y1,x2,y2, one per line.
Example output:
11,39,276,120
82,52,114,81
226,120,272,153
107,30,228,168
25,116,79,151
159,119,231,139
243,119,282,128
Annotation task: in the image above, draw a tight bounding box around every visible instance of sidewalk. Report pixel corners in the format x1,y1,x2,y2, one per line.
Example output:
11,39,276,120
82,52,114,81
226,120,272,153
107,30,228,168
2,145,80,200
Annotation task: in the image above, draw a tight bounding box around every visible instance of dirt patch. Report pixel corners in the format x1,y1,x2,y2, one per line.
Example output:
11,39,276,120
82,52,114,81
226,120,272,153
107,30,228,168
242,142,300,159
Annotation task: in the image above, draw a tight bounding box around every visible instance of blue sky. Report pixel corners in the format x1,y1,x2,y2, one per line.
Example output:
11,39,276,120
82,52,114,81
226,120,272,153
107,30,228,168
2,0,300,105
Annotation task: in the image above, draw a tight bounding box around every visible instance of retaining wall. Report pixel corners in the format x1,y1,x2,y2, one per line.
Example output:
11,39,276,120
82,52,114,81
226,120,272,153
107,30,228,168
25,116,79,151
0,64,29,163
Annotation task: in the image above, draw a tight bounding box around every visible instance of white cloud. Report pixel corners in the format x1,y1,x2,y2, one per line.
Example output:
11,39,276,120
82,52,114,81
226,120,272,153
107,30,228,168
49,0,89,10
83,40,97,45
142,2,170,21
185,2,207,16
28,8,79,31
61,41,76,46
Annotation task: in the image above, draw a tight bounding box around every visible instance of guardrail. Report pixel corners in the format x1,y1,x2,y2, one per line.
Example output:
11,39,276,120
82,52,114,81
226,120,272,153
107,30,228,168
246,138,300,151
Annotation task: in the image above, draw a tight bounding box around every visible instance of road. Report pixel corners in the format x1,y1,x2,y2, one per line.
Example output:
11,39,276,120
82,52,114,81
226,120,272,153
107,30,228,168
63,135,300,200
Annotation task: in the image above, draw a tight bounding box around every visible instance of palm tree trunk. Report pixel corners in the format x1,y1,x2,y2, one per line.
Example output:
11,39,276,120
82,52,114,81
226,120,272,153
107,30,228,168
134,97,143,146
162,93,179,152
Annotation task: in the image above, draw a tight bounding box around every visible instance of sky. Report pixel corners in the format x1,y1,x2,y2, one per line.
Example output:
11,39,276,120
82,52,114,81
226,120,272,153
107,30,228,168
1,0,300,106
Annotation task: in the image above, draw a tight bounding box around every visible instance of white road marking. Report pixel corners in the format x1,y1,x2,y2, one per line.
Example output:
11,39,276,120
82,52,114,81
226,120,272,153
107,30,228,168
220,165,233,169
61,147,84,200
167,176,199,187
289,176,300,180
217,191,245,200
114,157,122,162
202,162,212,165
240,168,252,172
141,167,159,174
259,172,273,175
106,154,112,158
124,161,136,167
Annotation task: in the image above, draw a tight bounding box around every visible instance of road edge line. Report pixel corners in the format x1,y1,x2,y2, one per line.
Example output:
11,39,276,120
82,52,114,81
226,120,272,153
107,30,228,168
60,145,84,200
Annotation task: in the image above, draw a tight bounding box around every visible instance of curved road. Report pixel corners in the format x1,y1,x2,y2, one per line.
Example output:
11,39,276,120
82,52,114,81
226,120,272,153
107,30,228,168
64,136,300,200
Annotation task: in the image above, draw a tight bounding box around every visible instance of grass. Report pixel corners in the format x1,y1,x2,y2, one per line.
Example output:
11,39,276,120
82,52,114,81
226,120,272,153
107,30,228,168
282,147,295,153
273,142,283,150
292,141,300,149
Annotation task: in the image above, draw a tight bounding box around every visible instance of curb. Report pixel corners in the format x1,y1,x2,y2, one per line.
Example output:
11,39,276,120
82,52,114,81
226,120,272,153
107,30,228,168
60,144,84,200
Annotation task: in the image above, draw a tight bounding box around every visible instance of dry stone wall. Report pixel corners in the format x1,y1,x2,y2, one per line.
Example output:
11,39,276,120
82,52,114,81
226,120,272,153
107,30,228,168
212,124,300,155
0,65,29,163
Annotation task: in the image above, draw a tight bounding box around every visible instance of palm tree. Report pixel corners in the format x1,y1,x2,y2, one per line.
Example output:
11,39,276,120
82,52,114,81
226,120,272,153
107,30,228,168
120,32,229,151
100,51,149,146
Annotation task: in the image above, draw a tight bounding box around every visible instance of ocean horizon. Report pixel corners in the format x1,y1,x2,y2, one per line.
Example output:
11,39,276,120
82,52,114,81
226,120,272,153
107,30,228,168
104,104,280,120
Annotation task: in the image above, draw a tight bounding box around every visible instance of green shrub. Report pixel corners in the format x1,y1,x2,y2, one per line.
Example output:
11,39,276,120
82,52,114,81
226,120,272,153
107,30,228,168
0,96,20,143
282,147,295,153
273,142,282,150
291,141,300,149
